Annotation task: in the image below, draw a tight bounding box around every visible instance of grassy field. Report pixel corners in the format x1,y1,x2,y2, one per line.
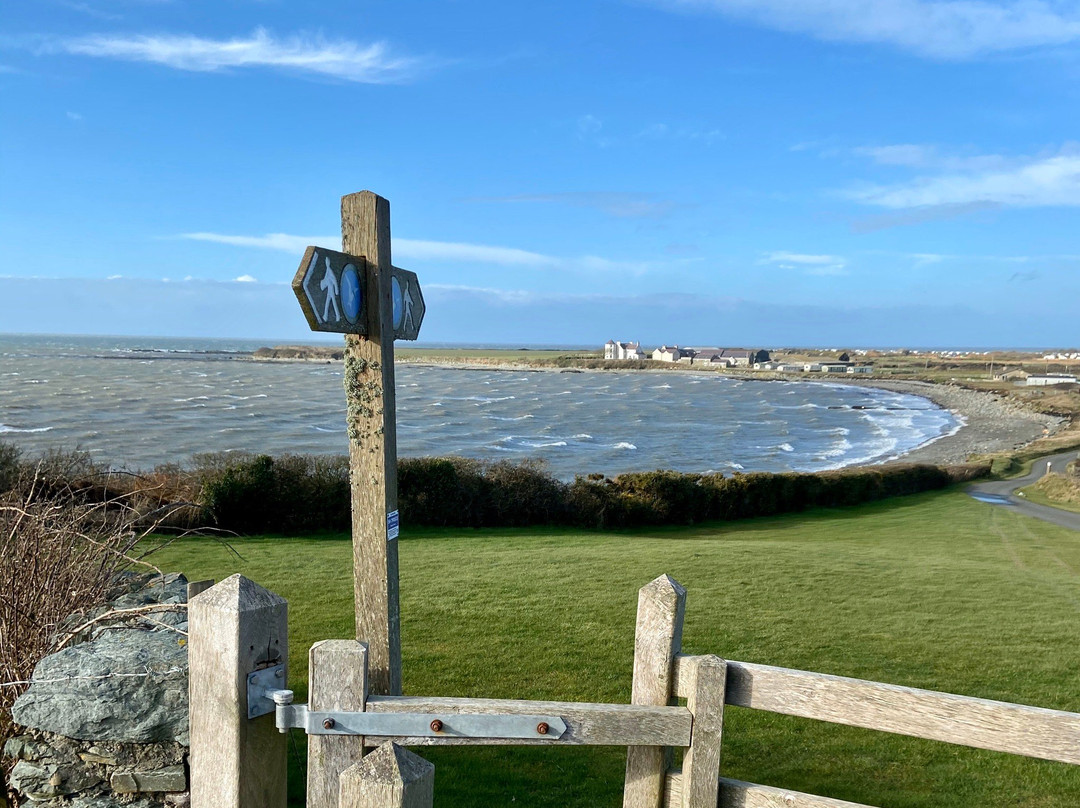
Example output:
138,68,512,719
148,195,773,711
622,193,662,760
152,490,1080,808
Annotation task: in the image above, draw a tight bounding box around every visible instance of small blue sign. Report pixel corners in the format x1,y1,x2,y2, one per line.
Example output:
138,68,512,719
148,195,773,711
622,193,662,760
341,264,362,324
387,510,400,541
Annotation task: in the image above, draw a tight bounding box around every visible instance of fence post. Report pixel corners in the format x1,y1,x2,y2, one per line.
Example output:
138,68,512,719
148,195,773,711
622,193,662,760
339,742,434,808
680,655,726,808
188,574,288,808
623,574,686,808
307,640,369,808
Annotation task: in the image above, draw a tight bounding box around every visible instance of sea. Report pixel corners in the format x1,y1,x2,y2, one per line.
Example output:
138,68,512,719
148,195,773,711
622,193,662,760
0,334,961,479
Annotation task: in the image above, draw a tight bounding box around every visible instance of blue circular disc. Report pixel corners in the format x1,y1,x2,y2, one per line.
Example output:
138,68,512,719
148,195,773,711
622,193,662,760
341,265,362,324
392,275,404,330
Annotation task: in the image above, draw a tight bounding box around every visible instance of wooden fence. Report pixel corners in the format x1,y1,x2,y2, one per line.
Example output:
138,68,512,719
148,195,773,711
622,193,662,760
188,573,1080,808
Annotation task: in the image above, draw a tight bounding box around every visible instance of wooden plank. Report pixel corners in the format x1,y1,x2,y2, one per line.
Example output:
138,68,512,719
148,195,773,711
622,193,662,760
339,742,434,808
680,655,726,808
624,575,687,808
188,574,288,808
673,656,1080,765
307,640,369,808
664,773,877,808
341,190,402,697
364,695,692,747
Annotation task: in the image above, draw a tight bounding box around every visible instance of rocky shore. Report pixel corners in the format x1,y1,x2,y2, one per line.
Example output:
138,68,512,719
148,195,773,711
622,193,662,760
852,380,1064,466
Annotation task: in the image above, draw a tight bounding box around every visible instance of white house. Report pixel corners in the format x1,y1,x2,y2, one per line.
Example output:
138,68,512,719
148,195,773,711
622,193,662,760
846,366,873,374
652,345,682,362
1026,374,1078,387
604,340,645,360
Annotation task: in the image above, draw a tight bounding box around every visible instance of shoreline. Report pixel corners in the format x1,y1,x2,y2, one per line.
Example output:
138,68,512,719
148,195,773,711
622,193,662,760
387,360,1065,468
250,354,1068,468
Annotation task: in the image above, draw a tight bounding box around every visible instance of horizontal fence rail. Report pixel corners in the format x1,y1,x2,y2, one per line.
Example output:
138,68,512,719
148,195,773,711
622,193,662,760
673,655,1080,765
664,772,876,808
364,695,693,746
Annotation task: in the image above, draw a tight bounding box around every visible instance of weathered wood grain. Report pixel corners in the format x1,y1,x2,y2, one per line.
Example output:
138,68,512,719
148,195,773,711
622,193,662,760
664,773,877,808
680,655,726,808
339,742,434,808
307,640,369,808
673,655,1080,765
624,575,687,808
341,190,402,697
364,695,692,746
188,575,288,808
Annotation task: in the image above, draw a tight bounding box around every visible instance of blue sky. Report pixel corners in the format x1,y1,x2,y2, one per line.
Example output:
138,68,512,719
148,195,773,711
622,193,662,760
1,0,1079,347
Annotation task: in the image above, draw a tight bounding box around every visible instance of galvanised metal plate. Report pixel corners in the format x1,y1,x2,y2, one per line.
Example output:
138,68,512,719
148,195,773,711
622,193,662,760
306,710,566,739
246,664,287,719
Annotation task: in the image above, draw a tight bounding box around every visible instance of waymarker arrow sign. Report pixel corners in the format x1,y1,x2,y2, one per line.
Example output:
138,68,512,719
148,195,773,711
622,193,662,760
291,245,425,340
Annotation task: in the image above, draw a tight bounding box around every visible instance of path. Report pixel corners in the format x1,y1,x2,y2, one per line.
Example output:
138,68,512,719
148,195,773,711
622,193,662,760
967,450,1080,530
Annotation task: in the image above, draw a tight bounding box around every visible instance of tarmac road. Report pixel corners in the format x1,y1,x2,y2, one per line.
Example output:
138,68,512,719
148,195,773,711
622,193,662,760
967,450,1080,530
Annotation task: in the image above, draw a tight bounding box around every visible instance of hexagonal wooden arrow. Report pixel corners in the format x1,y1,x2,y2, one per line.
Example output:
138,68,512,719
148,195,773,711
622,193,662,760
292,246,425,340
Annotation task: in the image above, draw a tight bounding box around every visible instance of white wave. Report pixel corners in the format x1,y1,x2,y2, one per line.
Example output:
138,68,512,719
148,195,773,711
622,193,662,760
310,426,338,433
612,442,637,450
651,383,672,389
572,434,592,439
522,440,567,448
173,396,210,402
484,414,534,421
224,394,268,400
777,443,795,452
0,425,53,434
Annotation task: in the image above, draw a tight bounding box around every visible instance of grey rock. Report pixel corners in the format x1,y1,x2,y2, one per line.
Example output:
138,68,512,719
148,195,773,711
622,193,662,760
12,629,188,745
8,760,101,800
68,797,162,808
164,793,190,807
112,574,188,609
111,765,187,793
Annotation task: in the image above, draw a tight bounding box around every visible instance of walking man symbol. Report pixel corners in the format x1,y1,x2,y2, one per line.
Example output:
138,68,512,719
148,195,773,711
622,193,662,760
320,257,341,322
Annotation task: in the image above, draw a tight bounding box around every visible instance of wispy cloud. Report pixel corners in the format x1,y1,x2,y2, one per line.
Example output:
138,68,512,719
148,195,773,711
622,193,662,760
577,114,612,147
46,28,427,83
761,251,848,276
66,110,83,121
468,192,678,219
851,201,1001,232
637,122,724,145
645,0,1080,59
178,231,689,275
848,151,1080,209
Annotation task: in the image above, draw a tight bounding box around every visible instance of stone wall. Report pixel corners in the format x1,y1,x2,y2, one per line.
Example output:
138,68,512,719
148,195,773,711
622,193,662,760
5,573,191,807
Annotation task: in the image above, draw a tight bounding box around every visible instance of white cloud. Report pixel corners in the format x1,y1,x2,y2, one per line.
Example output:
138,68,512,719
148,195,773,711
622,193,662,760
66,111,83,121
637,122,723,145
234,274,258,283
854,143,1009,171
469,192,677,219
49,28,425,83
761,251,848,275
180,231,555,267
850,152,1080,208
647,0,1080,59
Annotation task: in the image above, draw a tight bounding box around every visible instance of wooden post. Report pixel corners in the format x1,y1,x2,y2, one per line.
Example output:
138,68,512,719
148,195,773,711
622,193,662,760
339,742,434,808
680,655,726,808
623,575,686,808
341,190,402,697
307,640,369,808
188,574,288,808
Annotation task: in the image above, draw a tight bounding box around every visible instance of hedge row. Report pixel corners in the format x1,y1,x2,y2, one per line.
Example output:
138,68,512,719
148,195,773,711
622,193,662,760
205,453,988,533
0,442,989,535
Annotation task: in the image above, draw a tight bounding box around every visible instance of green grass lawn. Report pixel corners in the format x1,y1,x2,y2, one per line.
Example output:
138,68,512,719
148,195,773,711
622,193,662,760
151,490,1080,808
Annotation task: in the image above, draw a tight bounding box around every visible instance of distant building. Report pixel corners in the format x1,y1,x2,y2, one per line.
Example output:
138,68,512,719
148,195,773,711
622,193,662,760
994,368,1029,381
652,345,683,362
685,348,770,367
1026,374,1078,387
776,363,804,372
819,362,851,374
604,340,644,360
846,366,873,374
803,363,823,372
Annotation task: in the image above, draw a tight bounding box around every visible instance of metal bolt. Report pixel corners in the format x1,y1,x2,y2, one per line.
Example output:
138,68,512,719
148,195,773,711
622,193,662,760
430,719,443,733
536,722,549,735
323,718,336,730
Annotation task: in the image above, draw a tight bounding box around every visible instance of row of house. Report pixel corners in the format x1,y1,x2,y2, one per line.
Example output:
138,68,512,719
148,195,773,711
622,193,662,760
994,369,1079,386
605,341,873,374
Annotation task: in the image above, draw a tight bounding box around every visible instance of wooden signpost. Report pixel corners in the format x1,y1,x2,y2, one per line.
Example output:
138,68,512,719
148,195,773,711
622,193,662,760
292,191,425,697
